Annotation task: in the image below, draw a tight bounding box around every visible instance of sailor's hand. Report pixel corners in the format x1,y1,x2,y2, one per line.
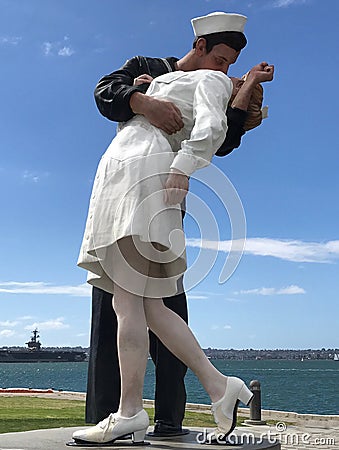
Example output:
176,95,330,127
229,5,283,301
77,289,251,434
130,93,184,135
164,170,189,205
133,74,154,86
144,97,184,135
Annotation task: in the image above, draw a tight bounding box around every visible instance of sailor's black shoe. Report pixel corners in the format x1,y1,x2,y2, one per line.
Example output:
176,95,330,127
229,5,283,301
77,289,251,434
147,421,190,437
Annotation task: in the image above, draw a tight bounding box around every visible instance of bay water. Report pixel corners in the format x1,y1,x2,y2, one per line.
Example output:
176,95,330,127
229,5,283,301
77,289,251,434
0,359,338,415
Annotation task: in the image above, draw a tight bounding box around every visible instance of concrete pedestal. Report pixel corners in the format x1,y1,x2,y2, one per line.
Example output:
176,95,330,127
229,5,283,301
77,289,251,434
0,427,281,450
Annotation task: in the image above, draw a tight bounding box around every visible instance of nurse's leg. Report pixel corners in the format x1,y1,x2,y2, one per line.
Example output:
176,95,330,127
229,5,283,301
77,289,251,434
111,237,150,418
143,298,226,403
113,284,148,418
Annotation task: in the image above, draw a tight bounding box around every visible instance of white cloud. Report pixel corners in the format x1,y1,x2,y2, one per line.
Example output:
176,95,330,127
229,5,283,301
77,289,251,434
58,46,75,57
0,36,22,46
225,297,243,303
0,321,18,327
188,290,231,300
278,285,306,295
237,285,306,296
186,237,339,263
246,238,339,262
42,41,53,56
42,37,75,57
0,281,91,297
0,329,15,337
17,315,35,321
211,324,232,331
23,170,39,183
24,317,69,331
273,0,309,7
187,294,208,300
22,170,49,184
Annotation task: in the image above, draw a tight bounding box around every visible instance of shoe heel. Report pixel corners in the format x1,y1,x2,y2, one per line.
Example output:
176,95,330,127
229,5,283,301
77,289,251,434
238,383,253,405
132,428,147,443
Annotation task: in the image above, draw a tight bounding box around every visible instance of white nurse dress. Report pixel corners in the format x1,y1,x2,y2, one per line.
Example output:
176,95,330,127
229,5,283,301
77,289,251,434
77,69,232,297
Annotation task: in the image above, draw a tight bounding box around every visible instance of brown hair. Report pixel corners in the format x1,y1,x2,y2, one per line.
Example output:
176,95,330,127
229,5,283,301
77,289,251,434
243,83,264,131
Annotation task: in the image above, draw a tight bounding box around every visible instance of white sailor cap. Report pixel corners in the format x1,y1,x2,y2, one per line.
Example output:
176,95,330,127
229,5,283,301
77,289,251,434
191,12,247,37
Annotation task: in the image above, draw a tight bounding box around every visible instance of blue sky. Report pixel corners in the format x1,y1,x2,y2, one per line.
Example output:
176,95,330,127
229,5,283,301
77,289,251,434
0,0,338,350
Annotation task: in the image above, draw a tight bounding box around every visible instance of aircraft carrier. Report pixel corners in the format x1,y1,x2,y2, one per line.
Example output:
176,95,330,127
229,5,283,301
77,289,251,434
0,329,87,363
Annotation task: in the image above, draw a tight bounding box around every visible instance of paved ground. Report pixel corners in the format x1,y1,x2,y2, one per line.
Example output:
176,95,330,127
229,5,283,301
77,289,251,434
241,422,338,450
0,426,280,450
0,422,338,450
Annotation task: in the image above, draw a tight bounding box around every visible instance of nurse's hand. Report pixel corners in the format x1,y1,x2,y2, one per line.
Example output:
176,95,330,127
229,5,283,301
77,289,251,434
164,170,189,205
246,62,274,84
231,62,274,111
130,94,184,135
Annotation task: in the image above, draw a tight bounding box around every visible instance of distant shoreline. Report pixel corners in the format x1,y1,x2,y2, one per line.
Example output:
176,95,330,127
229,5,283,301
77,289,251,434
203,348,339,361
2,347,338,360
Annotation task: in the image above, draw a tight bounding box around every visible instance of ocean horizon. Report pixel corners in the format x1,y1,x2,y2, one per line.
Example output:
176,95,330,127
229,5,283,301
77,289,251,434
0,359,338,415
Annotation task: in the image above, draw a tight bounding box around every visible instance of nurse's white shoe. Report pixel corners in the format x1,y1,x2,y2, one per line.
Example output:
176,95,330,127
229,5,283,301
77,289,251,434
72,409,149,444
211,377,253,438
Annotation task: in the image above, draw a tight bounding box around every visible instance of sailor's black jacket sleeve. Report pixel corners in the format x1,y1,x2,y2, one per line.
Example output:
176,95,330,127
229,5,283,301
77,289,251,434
94,56,150,122
215,107,247,156
94,56,247,155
